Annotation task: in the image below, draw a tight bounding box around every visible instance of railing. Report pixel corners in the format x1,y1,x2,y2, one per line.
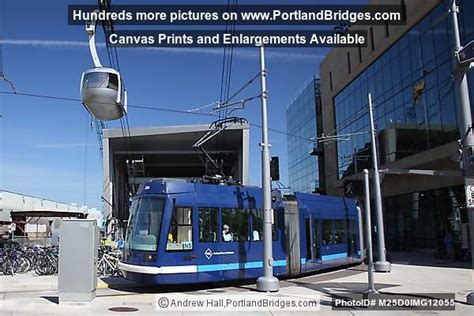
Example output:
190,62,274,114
11,236,52,247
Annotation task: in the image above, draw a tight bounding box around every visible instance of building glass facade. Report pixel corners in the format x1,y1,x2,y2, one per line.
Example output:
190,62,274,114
287,78,320,193
335,0,474,179
384,185,465,252
332,0,474,252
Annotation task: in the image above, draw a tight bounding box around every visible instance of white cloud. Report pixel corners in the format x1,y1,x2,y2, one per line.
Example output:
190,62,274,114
0,39,325,61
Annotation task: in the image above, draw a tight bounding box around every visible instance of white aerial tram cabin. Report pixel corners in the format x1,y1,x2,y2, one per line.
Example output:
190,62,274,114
80,10,127,121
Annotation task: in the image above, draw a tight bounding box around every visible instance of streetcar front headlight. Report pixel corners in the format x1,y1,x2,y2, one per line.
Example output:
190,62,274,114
144,253,156,262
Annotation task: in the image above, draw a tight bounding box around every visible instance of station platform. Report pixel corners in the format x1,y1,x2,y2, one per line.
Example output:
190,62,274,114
0,253,472,315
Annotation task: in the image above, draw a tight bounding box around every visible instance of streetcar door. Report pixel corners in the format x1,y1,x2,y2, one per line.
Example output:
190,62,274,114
304,215,321,263
347,217,358,261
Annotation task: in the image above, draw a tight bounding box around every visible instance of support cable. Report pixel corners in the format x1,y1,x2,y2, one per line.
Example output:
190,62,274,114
0,90,314,142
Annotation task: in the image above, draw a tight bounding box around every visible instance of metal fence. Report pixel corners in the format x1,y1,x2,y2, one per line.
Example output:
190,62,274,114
11,236,52,247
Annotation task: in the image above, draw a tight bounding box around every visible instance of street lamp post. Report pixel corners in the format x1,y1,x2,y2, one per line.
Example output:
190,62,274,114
256,44,280,292
368,93,391,273
363,169,377,294
449,1,474,305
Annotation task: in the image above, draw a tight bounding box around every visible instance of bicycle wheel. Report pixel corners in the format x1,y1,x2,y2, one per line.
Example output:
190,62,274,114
2,259,18,276
115,268,124,278
16,257,30,273
34,257,49,275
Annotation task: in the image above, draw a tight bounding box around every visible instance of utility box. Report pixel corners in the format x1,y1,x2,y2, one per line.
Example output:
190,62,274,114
58,219,98,303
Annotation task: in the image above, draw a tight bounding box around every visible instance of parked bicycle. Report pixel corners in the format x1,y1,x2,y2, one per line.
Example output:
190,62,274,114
0,244,58,276
98,247,123,277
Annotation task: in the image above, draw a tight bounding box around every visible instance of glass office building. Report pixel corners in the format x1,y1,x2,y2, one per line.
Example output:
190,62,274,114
287,78,321,193
333,0,473,251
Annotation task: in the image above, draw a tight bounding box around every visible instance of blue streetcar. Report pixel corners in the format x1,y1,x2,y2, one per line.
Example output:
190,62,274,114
118,179,364,284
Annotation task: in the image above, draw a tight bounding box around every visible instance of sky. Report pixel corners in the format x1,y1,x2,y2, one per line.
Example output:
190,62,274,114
0,0,364,210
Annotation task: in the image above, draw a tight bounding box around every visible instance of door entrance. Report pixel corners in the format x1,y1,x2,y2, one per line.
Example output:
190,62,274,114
305,216,321,261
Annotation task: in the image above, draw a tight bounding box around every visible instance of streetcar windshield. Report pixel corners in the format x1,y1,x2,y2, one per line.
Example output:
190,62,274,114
125,198,164,251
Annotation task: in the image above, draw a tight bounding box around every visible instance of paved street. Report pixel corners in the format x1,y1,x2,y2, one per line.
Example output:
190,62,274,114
0,252,472,315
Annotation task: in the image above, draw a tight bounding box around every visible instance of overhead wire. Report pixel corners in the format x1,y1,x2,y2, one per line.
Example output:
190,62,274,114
186,101,218,113
0,89,314,142
99,1,134,163
0,1,16,94
221,0,238,175
83,114,91,206
210,0,234,177
221,71,260,106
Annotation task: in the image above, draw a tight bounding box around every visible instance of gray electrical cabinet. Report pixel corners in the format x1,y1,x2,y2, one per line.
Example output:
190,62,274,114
58,219,98,303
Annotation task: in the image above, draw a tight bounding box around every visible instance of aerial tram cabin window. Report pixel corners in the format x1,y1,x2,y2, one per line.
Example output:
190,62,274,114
166,206,193,251
199,207,219,242
222,208,249,242
82,72,119,91
251,209,278,241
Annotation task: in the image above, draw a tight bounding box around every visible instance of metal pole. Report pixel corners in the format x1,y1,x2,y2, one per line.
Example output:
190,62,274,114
363,169,377,294
368,93,391,272
449,1,474,305
256,45,279,292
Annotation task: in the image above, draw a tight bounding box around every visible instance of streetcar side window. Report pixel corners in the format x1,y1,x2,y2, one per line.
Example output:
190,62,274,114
348,219,358,253
251,209,278,241
199,207,219,242
305,218,312,257
333,220,346,245
322,220,333,245
166,206,193,251
251,209,263,241
222,208,249,242
272,209,279,241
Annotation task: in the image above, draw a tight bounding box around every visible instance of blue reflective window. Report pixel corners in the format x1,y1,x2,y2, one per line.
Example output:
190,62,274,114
333,0,466,179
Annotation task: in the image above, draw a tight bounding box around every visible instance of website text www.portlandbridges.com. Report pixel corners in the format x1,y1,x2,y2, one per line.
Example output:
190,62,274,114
239,9,402,24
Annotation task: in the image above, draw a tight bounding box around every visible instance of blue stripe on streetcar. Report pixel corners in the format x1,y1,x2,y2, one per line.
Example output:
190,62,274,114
321,252,347,261
197,260,287,272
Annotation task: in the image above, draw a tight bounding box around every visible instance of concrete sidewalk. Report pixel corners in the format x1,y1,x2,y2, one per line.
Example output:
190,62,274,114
0,262,472,315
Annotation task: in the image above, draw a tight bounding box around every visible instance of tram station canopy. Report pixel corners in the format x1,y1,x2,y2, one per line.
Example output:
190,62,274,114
102,123,250,222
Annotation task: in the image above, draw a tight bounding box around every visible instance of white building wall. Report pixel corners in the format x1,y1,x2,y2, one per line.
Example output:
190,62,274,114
0,190,98,222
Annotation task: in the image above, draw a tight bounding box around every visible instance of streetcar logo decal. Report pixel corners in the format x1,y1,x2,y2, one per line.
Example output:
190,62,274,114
204,248,213,259
204,248,235,259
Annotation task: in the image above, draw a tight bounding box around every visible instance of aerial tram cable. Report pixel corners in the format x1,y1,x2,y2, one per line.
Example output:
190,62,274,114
76,0,133,238
194,0,241,181
0,8,16,94
220,0,238,154
0,89,315,143
103,0,134,158
98,0,136,218
83,115,92,206
88,0,134,167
